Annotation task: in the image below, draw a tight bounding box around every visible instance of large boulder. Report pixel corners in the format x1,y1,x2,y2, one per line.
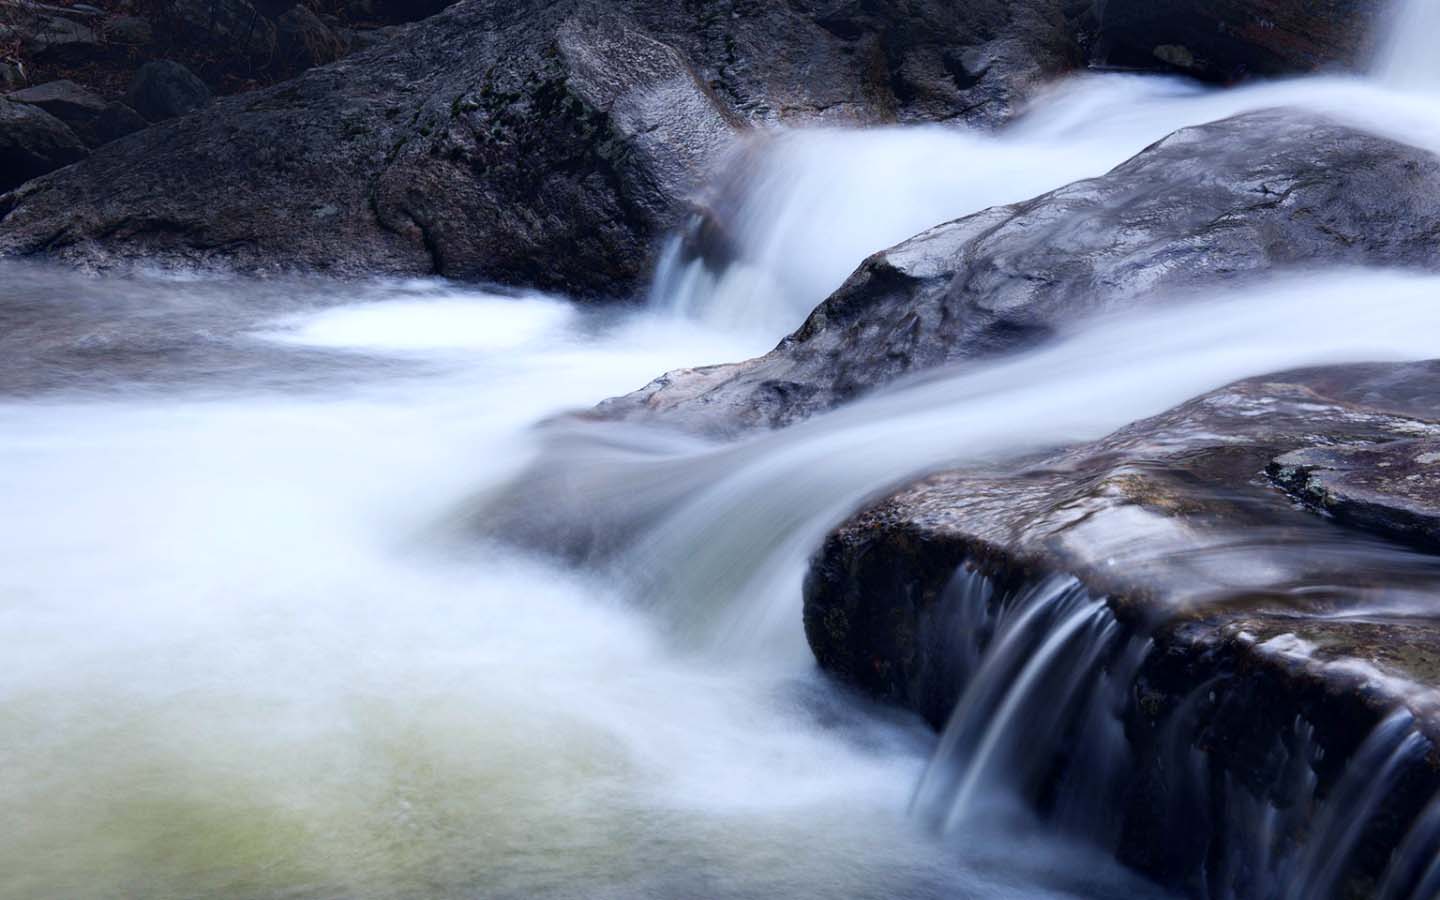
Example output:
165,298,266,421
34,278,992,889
19,14,104,64
598,110,1440,433
0,99,87,193
1094,0,1388,82
125,61,213,122
803,360,1440,897
5,80,109,147
0,0,1081,294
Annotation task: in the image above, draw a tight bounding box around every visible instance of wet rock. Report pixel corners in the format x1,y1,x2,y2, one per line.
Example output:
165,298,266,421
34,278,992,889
599,110,1440,434
0,98,88,193
1095,0,1387,81
124,61,212,122
93,101,147,144
5,79,107,146
0,0,1081,292
1271,440,1440,552
802,360,1440,894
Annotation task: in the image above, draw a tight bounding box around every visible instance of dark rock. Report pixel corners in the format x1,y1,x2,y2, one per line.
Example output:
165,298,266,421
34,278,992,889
0,60,26,92
276,5,345,69
104,15,155,47
0,0,1081,292
93,101,147,144
599,110,1440,435
21,15,103,64
0,98,88,193
124,60,212,122
5,79,108,146
1271,440,1440,552
803,360,1440,895
1095,0,1387,82
168,0,278,62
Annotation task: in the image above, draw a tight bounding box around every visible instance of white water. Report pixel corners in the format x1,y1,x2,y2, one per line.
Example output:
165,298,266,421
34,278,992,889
1374,0,1440,89
657,6,1440,336
0,271,1160,900
6,5,1440,897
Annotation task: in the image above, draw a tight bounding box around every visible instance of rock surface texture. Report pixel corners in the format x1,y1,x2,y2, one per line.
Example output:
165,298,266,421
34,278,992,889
0,97,87,193
804,360,1440,897
0,0,1083,293
600,110,1440,432
4,79,109,146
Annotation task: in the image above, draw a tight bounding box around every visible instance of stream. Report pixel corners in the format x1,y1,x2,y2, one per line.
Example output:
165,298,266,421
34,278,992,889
3,8,1440,898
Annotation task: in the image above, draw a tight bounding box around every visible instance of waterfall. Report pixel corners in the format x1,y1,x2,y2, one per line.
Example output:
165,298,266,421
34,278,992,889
904,565,1440,900
1373,0,1440,89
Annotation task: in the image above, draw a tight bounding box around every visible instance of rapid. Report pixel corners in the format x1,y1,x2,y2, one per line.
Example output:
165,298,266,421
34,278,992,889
3,2,1440,898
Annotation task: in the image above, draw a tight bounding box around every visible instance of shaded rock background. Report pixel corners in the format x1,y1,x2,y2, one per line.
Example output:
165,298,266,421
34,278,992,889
0,0,456,190
1094,0,1390,82
0,0,449,98
0,94,85,191
0,0,1091,294
599,110,1440,433
0,0,1405,291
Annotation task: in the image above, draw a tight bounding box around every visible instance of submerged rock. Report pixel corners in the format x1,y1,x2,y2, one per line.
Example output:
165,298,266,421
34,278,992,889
0,0,1081,293
600,110,1440,433
1095,0,1387,81
803,360,1440,896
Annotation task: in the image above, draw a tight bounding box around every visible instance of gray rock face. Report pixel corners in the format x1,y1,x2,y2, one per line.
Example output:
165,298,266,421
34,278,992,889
5,80,108,146
1271,440,1440,552
803,360,1440,896
600,110,1440,434
1095,0,1387,82
0,98,87,193
124,61,212,122
0,0,1080,293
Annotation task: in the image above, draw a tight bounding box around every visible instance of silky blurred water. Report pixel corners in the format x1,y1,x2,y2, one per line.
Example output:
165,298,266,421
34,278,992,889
4,4,1440,895
0,268,1168,900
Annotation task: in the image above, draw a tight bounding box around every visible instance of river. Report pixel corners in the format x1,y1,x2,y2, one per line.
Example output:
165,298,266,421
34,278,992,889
2,6,1438,898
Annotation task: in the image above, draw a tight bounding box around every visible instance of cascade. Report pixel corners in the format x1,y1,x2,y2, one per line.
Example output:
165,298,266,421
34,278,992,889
1374,0,1440,89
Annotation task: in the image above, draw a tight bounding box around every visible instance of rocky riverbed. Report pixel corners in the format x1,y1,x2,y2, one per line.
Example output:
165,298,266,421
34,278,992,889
4,2,1440,900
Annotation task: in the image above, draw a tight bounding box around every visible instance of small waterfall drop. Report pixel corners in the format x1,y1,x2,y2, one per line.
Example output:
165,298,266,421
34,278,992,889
1373,0,1440,89
905,564,1440,900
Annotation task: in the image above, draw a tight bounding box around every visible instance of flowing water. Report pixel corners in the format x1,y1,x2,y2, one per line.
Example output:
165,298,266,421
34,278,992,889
6,2,1440,898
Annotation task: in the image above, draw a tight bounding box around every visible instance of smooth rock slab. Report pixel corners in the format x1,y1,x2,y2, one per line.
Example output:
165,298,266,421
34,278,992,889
1271,440,1440,551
